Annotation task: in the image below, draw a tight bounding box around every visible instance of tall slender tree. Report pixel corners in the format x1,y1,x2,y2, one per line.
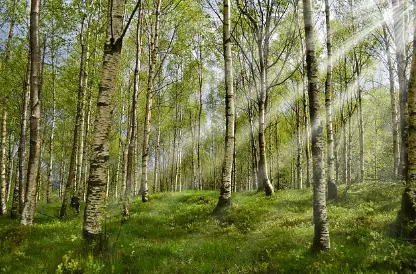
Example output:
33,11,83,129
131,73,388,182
11,55,30,218
325,0,337,200
61,17,88,218
382,24,400,179
392,0,408,179
0,110,6,215
215,0,235,209
20,0,41,226
123,3,142,217
302,0,330,250
140,0,162,203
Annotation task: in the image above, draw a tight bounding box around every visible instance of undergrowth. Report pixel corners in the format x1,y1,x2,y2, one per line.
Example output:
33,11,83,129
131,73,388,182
0,181,415,273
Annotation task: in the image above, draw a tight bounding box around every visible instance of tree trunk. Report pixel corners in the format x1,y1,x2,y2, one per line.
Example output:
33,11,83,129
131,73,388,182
61,18,87,218
348,107,352,184
334,124,340,184
115,104,125,199
357,86,364,182
392,0,409,180
257,40,274,196
232,113,237,192
354,53,364,183
375,119,378,178
324,0,337,200
275,122,280,189
154,95,161,192
11,56,31,218
248,100,258,190
35,38,46,203
140,0,161,202
215,0,235,210
81,81,92,202
296,88,303,189
6,134,14,203
197,41,203,190
76,39,89,198
176,110,183,192
397,7,416,234
268,120,273,188
190,112,196,189
121,105,131,197
302,0,330,250
20,0,41,226
173,99,179,192
83,0,125,241
0,110,7,215
342,112,348,185
46,45,56,204
383,24,400,179
303,83,311,188
81,31,98,201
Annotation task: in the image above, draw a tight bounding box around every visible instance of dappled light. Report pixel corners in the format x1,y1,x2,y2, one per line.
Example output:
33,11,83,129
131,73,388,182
1,0,416,272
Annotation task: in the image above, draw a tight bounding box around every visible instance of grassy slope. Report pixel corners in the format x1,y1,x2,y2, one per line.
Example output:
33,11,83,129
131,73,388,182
0,182,415,273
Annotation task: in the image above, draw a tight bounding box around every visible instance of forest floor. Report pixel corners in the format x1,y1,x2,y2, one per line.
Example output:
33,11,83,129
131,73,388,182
0,181,415,273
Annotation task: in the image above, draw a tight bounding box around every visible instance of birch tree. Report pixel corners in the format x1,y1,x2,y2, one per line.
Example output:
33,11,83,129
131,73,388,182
20,0,41,226
325,0,337,200
140,0,162,203
123,2,143,217
61,16,88,218
302,0,330,250
215,0,235,209
0,111,6,215
83,0,135,240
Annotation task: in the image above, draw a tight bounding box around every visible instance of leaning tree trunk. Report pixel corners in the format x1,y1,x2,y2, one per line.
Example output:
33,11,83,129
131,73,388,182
140,0,161,202
325,0,337,200
61,18,87,219
0,110,7,215
20,0,41,226
83,0,125,241
215,0,235,210
302,0,330,250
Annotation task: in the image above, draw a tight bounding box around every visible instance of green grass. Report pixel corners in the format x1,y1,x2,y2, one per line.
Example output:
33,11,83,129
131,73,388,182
1,181,415,273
